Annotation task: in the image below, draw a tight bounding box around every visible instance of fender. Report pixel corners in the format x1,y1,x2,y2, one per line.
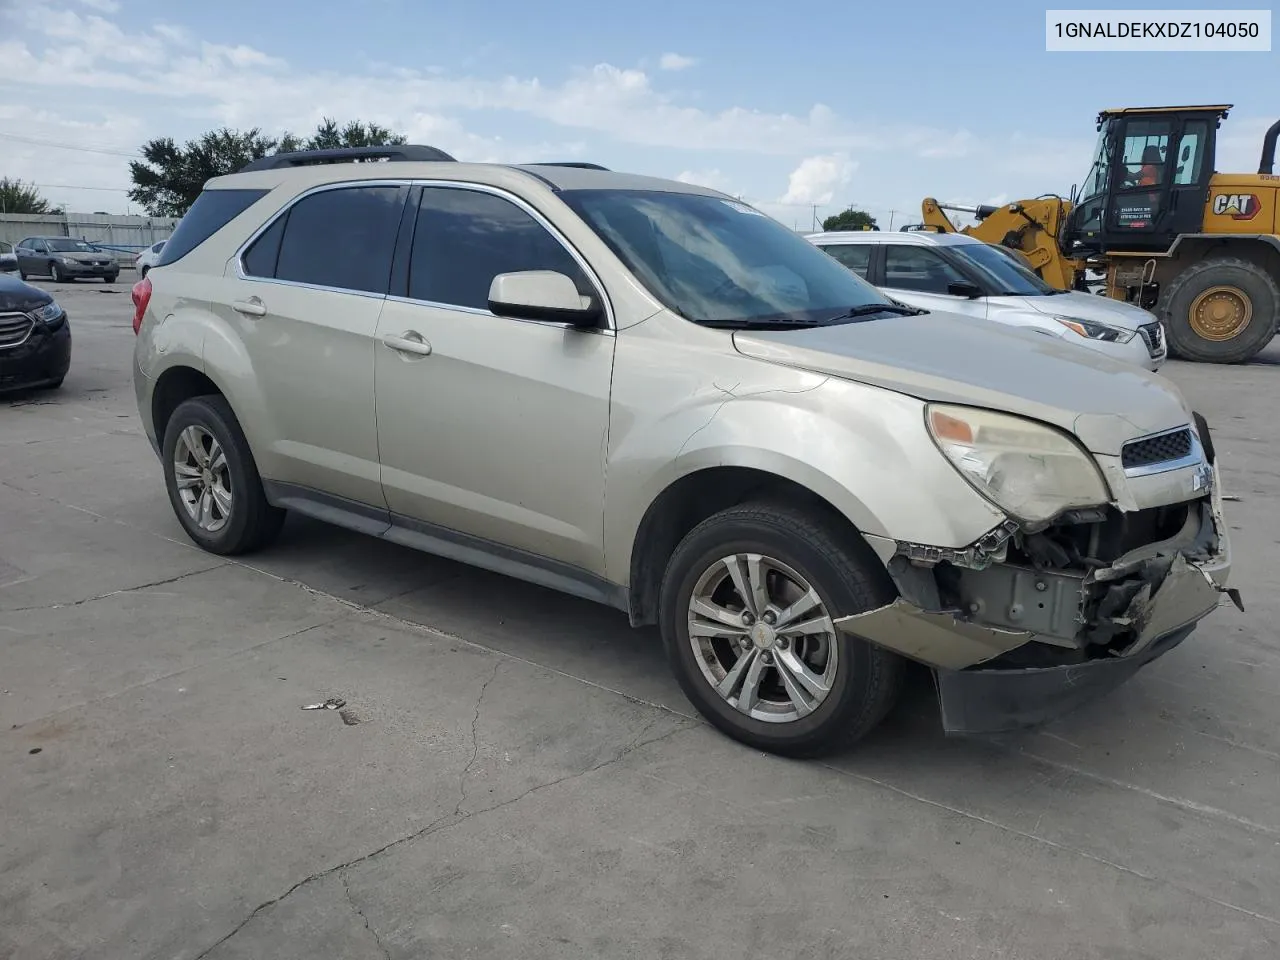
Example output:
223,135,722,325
602,321,1006,585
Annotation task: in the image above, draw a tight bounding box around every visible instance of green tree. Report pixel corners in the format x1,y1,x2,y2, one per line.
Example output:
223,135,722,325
0,178,55,215
822,208,878,232
277,117,407,153
129,119,409,217
128,128,278,217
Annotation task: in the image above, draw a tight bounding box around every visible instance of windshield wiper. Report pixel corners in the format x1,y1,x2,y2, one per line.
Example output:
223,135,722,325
823,303,924,323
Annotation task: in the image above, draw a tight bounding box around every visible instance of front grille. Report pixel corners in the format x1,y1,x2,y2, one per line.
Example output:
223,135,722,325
1138,321,1164,356
1122,427,1193,470
0,313,34,349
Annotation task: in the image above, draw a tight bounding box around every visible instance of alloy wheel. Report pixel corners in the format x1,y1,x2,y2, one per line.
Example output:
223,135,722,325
687,553,839,723
173,425,233,533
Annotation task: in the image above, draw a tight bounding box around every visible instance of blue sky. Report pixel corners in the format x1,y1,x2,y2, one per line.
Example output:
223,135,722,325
0,0,1275,225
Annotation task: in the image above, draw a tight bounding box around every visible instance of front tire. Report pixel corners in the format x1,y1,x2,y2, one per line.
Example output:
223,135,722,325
49,262,63,283
1161,256,1279,363
659,502,904,758
161,395,285,555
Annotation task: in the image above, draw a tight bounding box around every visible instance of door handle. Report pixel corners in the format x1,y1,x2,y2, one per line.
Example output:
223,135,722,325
232,297,267,317
381,331,433,356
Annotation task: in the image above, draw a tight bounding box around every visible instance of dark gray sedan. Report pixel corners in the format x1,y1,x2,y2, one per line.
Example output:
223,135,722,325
14,236,119,283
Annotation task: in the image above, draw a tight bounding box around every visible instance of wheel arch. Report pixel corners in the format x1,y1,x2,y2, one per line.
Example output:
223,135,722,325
1159,234,1280,280
625,464,887,628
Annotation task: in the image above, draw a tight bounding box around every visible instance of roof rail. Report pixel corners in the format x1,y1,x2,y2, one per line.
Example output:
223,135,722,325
238,144,456,173
525,162,610,171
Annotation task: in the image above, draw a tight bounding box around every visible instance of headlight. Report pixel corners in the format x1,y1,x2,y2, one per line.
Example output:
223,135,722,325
29,302,64,324
1051,315,1135,343
58,256,77,265
926,404,1110,524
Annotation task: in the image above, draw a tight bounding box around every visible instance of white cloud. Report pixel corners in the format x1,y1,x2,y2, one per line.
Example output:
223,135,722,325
675,169,732,192
779,153,856,205
76,0,120,11
658,52,697,71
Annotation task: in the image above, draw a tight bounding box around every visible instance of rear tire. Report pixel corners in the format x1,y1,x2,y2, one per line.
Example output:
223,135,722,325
1160,256,1279,363
659,501,904,758
161,395,285,555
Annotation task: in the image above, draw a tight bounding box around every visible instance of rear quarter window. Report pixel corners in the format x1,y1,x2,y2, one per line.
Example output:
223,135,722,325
154,188,269,267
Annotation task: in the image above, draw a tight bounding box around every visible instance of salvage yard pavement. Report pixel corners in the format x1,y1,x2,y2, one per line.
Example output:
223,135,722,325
3,280,1279,960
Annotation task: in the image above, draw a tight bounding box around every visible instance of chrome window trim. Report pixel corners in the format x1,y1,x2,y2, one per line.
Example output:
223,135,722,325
1121,425,1204,478
232,177,616,330
232,179,413,297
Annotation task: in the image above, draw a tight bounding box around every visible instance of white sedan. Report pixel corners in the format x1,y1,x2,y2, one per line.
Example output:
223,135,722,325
807,230,1166,370
134,240,166,277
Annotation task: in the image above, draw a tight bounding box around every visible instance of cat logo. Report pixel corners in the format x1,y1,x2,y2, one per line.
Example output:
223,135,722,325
1211,193,1260,220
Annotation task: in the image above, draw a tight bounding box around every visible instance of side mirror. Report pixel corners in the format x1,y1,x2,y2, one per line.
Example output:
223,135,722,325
947,281,983,299
487,271,602,327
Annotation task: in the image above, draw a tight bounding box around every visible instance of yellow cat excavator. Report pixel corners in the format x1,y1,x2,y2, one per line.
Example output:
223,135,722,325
917,105,1280,363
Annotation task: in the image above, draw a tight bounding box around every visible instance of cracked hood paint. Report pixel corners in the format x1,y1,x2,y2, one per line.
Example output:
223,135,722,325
732,312,1190,454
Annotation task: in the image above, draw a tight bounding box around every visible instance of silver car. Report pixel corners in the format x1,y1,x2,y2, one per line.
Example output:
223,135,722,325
807,230,1167,370
131,148,1234,757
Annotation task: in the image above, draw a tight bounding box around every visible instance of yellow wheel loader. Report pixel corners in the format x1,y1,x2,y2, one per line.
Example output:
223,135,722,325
919,105,1280,363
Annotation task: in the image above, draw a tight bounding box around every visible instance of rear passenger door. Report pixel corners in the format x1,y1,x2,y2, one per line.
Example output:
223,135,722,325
227,182,409,509
879,244,988,320
374,183,615,575
816,242,873,280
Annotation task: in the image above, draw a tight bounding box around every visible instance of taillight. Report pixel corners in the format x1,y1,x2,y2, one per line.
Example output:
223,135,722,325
131,275,152,334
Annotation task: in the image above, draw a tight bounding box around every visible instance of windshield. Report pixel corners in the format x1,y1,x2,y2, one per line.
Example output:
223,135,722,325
560,189,898,327
46,238,97,252
955,242,1057,296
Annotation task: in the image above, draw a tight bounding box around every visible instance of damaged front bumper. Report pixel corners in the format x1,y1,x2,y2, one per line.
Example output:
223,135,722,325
838,462,1238,735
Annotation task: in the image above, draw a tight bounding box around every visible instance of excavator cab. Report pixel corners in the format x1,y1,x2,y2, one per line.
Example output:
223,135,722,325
1063,105,1228,256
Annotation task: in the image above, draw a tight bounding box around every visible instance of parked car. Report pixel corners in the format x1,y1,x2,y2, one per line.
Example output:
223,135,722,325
133,147,1233,756
134,240,166,277
0,241,17,273
807,230,1167,370
14,236,119,283
0,273,71,392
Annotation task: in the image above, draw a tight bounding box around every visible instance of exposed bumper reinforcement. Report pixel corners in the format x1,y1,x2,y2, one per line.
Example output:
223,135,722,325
836,549,1232,733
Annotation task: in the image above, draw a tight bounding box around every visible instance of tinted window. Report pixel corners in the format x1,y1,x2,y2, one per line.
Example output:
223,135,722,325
241,215,286,279
820,243,872,278
883,246,969,295
562,190,893,327
1119,119,1171,188
409,188,589,309
954,243,1055,296
156,189,269,266
273,186,404,294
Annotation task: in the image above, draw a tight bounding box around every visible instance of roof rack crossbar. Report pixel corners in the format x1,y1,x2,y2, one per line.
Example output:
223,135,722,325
525,162,611,171
238,144,456,173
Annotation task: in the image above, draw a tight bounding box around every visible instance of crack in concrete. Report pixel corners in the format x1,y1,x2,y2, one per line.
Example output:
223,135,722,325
189,721,693,960
341,870,391,960
2,564,228,613
456,661,503,816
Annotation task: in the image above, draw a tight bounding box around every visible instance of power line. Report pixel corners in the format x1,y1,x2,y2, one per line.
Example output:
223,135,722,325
32,183,131,192
0,131,139,159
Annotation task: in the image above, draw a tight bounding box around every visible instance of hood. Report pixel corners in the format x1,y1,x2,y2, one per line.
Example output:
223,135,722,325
55,250,113,264
732,311,1189,455
1021,290,1155,330
0,275,53,313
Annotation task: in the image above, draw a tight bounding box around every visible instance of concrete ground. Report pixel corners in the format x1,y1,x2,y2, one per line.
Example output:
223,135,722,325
2,280,1278,960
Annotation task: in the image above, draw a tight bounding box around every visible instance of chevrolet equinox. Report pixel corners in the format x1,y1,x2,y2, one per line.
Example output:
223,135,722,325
132,145,1236,757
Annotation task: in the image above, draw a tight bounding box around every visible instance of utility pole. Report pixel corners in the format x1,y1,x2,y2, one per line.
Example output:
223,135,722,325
888,209,897,230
